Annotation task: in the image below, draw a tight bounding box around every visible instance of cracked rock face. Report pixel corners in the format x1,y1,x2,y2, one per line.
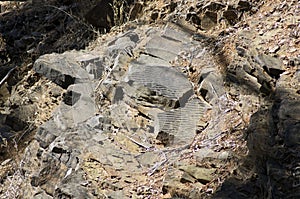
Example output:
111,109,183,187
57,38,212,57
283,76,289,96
18,23,216,198
1,0,299,198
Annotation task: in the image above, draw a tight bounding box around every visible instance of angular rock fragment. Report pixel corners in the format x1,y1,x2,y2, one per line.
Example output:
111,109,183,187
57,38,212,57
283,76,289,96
155,98,209,146
62,90,81,106
161,25,191,43
198,68,225,102
162,168,190,195
145,36,184,61
195,148,229,162
68,83,96,124
255,54,284,79
34,52,101,88
78,54,104,79
163,167,205,198
126,63,193,104
136,150,164,169
179,165,216,183
32,191,52,199
107,31,139,58
35,119,59,148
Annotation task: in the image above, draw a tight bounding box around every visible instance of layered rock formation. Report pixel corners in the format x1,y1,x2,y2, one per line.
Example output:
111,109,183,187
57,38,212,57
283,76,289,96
0,0,299,198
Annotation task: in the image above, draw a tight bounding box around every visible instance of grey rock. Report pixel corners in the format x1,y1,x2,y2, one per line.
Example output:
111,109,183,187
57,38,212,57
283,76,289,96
85,115,109,130
269,45,280,53
162,166,206,198
198,68,225,102
107,31,139,58
78,54,104,79
126,63,192,102
67,83,96,123
134,53,170,66
179,165,216,183
0,17,206,199
145,36,184,61
226,61,267,94
161,25,191,43
35,119,59,149
112,86,125,104
52,83,96,131
34,51,101,89
32,191,52,199
255,54,284,79
54,169,93,199
195,148,229,162
6,104,37,131
162,168,188,195
62,90,81,106
155,98,209,146
136,150,164,169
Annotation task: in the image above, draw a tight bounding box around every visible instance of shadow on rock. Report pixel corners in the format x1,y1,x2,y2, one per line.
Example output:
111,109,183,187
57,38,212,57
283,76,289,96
0,0,98,159
210,34,300,198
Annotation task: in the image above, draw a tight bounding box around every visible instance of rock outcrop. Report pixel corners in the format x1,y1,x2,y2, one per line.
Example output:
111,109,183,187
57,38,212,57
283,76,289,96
0,0,299,198
16,22,213,198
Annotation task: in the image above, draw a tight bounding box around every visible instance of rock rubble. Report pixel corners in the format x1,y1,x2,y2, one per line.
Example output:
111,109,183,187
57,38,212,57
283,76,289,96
0,0,299,198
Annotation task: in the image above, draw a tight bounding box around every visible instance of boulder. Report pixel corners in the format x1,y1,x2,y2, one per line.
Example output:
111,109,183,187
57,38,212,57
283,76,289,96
34,51,102,89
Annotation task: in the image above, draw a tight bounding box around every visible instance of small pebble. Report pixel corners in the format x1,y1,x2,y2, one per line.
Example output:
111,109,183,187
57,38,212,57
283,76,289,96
269,45,280,53
289,47,297,53
258,30,264,35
